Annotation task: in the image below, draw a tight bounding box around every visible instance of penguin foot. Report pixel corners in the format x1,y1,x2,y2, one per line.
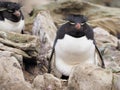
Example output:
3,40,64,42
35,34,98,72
61,75,69,80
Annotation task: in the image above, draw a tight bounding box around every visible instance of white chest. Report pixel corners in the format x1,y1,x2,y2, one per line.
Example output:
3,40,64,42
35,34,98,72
55,34,95,76
0,18,24,33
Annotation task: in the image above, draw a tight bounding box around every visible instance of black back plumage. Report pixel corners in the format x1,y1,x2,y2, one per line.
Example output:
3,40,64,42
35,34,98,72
48,14,105,73
0,2,24,22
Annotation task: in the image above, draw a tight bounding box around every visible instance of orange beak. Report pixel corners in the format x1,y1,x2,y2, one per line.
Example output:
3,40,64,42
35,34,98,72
75,23,81,30
13,10,20,17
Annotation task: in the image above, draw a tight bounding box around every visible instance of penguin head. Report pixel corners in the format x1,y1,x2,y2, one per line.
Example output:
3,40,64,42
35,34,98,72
6,2,21,17
65,14,88,30
0,2,23,22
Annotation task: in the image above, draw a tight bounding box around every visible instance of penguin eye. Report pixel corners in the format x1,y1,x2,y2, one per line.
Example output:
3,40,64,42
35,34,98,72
8,10,14,13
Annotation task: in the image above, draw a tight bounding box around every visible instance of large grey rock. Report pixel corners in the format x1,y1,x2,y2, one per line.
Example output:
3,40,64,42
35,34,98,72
112,74,120,90
0,31,40,58
84,0,120,7
67,64,112,90
32,75,45,90
1,81,33,90
93,27,118,47
0,53,24,82
89,17,120,37
32,10,56,46
0,30,41,76
0,30,43,83
103,48,120,73
33,73,67,90
93,27,120,73
0,51,33,90
32,11,57,73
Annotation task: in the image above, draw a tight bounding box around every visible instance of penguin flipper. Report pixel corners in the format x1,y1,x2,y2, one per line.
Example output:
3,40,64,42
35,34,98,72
95,45,105,68
48,36,58,73
48,48,55,73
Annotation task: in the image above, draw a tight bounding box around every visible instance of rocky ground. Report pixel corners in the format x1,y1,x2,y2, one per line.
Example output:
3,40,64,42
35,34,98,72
0,0,120,90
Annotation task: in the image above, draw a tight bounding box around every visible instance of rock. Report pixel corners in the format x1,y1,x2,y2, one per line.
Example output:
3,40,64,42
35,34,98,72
0,52,24,82
0,43,30,58
93,27,118,47
110,0,120,7
89,17,120,37
1,31,39,50
84,0,120,7
46,0,120,18
0,51,33,90
32,75,45,90
43,74,63,90
0,31,40,57
33,73,67,90
32,10,56,46
32,11,57,73
112,73,120,90
67,64,112,90
1,81,33,90
103,47,120,73
0,49,23,66
93,28,120,73
21,0,53,18
0,30,44,82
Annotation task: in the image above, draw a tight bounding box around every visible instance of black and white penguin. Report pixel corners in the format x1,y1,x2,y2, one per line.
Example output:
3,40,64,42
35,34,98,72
48,14,105,79
0,2,24,33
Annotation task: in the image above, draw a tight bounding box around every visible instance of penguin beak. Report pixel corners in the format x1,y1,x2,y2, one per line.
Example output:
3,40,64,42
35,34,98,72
75,23,81,30
13,10,20,17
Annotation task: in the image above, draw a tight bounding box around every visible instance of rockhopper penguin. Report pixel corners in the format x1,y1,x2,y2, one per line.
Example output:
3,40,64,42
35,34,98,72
48,14,105,79
0,2,24,33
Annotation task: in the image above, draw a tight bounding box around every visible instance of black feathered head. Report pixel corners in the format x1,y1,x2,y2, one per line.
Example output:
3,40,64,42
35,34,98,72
65,14,88,24
0,2,23,22
0,2,21,11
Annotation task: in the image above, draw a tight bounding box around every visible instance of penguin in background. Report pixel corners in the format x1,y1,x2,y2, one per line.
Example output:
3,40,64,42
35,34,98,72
48,14,105,79
0,1,24,33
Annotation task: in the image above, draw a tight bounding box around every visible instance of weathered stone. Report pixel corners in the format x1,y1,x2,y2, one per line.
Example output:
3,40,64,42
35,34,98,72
0,31,40,58
33,75,45,90
89,17,120,37
93,28,120,73
112,73,120,90
103,48,120,73
32,11,57,73
0,30,42,85
0,51,33,90
0,81,33,90
44,74,63,90
67,64,112,90
0,50,23,66
0,31,40,51
93,27,118,47
32,10,56,46
0,43,30,58
33,73,67,90
0,55,24,82
84,0,120,7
